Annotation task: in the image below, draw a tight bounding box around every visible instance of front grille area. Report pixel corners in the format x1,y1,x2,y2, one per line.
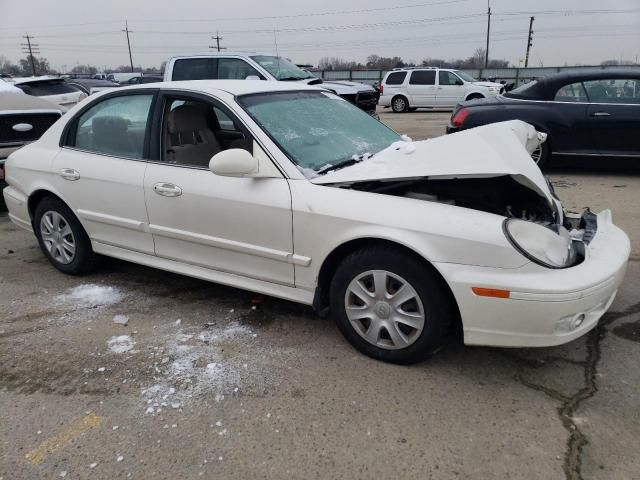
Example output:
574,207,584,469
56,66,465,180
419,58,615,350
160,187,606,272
0,112,61,146
339,91,379,112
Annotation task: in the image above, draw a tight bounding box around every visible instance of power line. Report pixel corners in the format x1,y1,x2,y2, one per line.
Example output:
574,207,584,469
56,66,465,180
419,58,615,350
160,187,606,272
485,0,491,68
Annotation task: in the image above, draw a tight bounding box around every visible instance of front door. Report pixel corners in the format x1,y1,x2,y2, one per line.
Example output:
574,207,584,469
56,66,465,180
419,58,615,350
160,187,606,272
584,78,640,156
143,92,295,285
53,92,156,254
436,71,464,107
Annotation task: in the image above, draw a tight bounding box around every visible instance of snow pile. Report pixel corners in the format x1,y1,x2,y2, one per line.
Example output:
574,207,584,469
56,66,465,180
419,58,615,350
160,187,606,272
57,284,123,307
141,320,277,413
108,335,135,354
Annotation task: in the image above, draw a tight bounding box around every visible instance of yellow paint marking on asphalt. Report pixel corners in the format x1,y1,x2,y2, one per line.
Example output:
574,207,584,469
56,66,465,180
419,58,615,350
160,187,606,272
25,413,104,465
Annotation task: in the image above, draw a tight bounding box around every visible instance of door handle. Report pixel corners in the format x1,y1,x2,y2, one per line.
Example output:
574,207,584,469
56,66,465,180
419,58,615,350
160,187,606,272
153,182,182,197
59,168,80,181
591,112,611,117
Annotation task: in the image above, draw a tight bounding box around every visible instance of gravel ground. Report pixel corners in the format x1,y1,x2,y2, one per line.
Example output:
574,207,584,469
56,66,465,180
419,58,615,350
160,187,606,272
1,109,639,480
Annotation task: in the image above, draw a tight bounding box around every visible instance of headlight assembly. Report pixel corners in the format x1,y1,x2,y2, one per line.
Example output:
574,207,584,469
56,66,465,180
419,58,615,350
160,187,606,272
503,218,577,268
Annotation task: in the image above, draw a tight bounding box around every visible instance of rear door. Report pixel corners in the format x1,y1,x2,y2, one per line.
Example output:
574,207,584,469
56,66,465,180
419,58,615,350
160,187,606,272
382,71,407,99
583,78,640,156
436,71,465,107
407,71,436,106
53,91,156,254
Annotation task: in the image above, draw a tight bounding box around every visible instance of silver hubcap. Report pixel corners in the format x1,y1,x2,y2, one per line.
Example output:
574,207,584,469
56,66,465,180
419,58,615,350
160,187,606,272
40,211,76,264
345,270,425,350
393,98,406,111
531,145,542,164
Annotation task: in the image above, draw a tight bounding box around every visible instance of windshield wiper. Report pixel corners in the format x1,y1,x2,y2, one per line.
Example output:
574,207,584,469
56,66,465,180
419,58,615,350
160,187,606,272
316,153,372,175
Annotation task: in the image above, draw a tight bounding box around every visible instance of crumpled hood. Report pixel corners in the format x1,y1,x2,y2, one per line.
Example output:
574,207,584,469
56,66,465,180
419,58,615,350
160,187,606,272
311,120,552,204
321,80,376,93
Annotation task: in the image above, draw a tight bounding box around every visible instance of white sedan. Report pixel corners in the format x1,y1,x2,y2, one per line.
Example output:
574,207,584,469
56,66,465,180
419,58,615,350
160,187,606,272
2,81,630,364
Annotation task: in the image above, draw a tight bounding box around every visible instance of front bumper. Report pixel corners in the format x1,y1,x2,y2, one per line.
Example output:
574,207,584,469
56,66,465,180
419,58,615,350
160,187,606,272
435,210,630,347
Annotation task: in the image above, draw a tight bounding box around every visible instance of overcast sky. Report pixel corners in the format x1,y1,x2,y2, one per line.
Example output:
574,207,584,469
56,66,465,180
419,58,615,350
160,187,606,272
1,0,639,71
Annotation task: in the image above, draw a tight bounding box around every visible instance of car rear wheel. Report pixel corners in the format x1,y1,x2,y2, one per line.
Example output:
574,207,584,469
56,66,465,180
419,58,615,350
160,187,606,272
34,196,98,275
391,96,409,113
330,247,455,364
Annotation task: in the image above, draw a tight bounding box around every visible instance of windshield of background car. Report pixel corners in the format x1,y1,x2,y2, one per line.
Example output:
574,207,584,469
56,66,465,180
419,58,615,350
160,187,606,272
16,80,79,96
454,71,477,82
249,56,314,80
238,91,401,173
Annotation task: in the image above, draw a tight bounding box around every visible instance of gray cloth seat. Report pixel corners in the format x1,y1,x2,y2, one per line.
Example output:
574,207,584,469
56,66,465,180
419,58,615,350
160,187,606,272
166,105,221,166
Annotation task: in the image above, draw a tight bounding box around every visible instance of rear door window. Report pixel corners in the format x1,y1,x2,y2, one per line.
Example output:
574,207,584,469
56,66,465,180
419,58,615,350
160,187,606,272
409,71,436,85
71,94,154,159
384,72,407,85
172,58,218,81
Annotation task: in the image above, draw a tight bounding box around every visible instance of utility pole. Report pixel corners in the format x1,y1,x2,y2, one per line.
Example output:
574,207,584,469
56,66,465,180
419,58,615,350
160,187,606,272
21,34,39,76
484,0,491,68
209,32,225,52
524,16,534,68
123,21,134,73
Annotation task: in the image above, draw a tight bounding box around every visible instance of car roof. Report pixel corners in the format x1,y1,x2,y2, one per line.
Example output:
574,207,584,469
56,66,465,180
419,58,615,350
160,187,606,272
168,52,272,60
12,76,64,85
113,79,323,96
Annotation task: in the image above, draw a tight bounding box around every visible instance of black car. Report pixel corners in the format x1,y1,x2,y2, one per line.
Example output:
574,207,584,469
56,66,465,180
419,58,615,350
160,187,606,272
124,76,163,85
446,69,640,166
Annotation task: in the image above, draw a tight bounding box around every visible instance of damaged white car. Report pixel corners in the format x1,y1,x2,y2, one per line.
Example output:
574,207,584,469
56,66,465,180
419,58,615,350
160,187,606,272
3,81,630,364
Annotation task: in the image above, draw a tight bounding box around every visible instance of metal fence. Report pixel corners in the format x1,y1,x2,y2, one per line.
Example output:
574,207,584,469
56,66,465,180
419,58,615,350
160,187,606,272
312,64,640,87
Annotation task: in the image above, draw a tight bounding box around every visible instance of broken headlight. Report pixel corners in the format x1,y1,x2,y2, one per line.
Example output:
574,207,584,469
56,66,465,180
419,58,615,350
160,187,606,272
503,218,577,269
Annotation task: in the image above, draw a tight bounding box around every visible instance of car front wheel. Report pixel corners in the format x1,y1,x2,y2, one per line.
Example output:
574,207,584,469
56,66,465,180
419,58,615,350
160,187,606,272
330,247,454,364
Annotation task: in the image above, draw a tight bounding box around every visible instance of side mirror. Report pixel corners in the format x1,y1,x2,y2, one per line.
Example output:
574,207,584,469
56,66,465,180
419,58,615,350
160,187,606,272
209,148,258,177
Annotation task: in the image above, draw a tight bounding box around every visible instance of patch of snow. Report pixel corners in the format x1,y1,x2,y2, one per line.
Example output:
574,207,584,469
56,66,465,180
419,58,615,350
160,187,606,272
97,367,106,372
57,284,123,307
113,314,129,326
116,455,124,462
108,335,135,354
89,463,98,469
295,165,319,179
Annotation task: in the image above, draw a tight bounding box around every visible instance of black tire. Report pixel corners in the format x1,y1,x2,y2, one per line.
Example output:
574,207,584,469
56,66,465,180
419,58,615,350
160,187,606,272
465,93,484,101
33,196,98,275
330,247,456,364
391,96,409,113
531,140,551,168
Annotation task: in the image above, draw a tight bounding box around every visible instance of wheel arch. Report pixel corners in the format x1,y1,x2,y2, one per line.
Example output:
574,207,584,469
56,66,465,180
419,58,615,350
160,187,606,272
391,94,409,109
312,237,462,339
464,91,486,101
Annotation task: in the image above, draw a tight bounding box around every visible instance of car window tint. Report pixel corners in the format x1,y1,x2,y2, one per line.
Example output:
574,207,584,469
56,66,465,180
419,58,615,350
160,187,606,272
409,71,435,85
73,94,153,158
162,98,250,168
554,82,588,102
172,58,217,81
583,79,640,104
438,71,460,86
217,59,260,80
385,72,407,85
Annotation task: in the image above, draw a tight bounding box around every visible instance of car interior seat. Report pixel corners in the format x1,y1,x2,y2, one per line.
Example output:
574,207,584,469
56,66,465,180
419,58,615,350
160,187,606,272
165,104,222,166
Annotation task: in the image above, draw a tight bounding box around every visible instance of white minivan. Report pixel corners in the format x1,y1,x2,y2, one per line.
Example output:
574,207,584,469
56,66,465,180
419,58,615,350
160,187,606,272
379,67,504,112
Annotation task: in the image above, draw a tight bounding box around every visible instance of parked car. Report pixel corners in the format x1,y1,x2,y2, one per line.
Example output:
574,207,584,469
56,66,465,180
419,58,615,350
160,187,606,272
64,78,121,95
378,67,505,112
446,69,640,166
163,53,379,115
107,72,143,84
0,81,62,189
123,76,163,85
3,81,629,364
11,76,87,111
